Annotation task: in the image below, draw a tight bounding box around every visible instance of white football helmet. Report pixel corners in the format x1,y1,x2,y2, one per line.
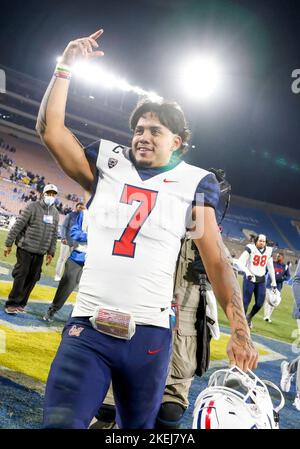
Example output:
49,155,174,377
205,289,220,340
266,288,281,307
193,366,285,429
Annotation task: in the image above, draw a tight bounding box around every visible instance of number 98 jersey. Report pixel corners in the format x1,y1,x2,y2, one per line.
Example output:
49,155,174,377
243,244,273,278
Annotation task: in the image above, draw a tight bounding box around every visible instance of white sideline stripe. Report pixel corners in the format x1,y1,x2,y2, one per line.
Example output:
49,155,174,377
210,352,285,370
0,267,9,275
0,297,61,304
0,319,61,333
0,365,45,393
0,296,73,305
0,279,56,288
220,325,295,346
212,332,286,365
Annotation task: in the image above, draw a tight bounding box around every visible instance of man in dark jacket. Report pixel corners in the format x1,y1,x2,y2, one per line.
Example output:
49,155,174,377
3,184,59,314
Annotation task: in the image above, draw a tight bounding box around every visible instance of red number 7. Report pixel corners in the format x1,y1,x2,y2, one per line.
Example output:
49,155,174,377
112,184,158,258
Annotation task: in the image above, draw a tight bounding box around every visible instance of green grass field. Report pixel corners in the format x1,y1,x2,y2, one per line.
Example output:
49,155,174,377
0,229,297,343
216,283,296,344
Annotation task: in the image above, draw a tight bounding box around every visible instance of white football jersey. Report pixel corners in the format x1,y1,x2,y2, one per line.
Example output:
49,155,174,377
239,243,273,279
72,139,218,328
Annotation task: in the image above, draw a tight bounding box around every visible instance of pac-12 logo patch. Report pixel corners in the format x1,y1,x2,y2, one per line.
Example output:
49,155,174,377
108,157,118,169
68,325,84,337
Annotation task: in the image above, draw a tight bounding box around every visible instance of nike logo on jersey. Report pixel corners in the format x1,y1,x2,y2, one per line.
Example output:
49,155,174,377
147,348,163,355
163,179,178,183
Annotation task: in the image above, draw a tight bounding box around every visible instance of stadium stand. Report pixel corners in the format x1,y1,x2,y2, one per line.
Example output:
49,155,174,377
0,64,299,261
0,130,84,222
222,203,287,248
269,214,300,251
221,194,300,250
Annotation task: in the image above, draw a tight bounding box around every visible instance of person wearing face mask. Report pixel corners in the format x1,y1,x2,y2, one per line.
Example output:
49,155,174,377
3,184,60,314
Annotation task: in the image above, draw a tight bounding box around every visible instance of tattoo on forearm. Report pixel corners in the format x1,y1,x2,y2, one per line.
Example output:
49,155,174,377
232,328,255,350
217,240,253,348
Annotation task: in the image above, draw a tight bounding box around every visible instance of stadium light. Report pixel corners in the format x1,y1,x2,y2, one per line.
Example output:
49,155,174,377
147,91,162,103
180,55,222,101
56,57,163,102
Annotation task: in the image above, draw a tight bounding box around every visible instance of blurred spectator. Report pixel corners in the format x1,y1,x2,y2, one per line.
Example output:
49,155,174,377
66,193,83,203
36,176,46,193
44,209,88,321
3,184,59,314
54,202,85,282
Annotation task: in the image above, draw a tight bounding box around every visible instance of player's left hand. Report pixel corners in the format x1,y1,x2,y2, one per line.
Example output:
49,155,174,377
227,329,259,372
45,254,53,265
271,286,277,293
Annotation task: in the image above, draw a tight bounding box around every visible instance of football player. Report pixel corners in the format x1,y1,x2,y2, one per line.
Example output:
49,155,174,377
264,251,291,323
293,260,300,329
238,234,277,329
36,28,258,429
280,356,300,411
280,259,300,411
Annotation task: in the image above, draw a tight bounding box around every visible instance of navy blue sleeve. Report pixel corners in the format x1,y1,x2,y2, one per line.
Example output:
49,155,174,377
84,140,100,166
84,140,100,209
245,246,251,254
193,173,220,209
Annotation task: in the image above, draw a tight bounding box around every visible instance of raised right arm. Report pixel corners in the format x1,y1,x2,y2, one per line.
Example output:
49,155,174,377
36,29,104,192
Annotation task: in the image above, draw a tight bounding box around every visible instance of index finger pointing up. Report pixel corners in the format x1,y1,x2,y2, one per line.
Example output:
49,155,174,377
89,29,104,40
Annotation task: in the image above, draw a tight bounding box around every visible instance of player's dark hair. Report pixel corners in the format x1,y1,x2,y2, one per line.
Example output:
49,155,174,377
76,202,84,208
129,99,191,154
254,234,266,244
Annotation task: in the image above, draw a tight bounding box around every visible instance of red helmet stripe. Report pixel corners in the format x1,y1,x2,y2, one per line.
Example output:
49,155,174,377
205,400,215,429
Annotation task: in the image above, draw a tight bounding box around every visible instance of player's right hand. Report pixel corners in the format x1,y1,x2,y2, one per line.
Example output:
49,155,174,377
60,29,104,66
227,328,259,372
4,246,12,257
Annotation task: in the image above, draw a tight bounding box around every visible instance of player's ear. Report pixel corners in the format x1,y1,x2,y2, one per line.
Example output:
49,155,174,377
172,135,182,152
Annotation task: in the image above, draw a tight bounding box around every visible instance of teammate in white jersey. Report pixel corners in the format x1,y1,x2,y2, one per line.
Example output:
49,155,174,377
238,234,276,329
36,28,258,429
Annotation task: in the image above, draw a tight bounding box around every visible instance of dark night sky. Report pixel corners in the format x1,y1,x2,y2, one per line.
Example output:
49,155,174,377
1,0,300,209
